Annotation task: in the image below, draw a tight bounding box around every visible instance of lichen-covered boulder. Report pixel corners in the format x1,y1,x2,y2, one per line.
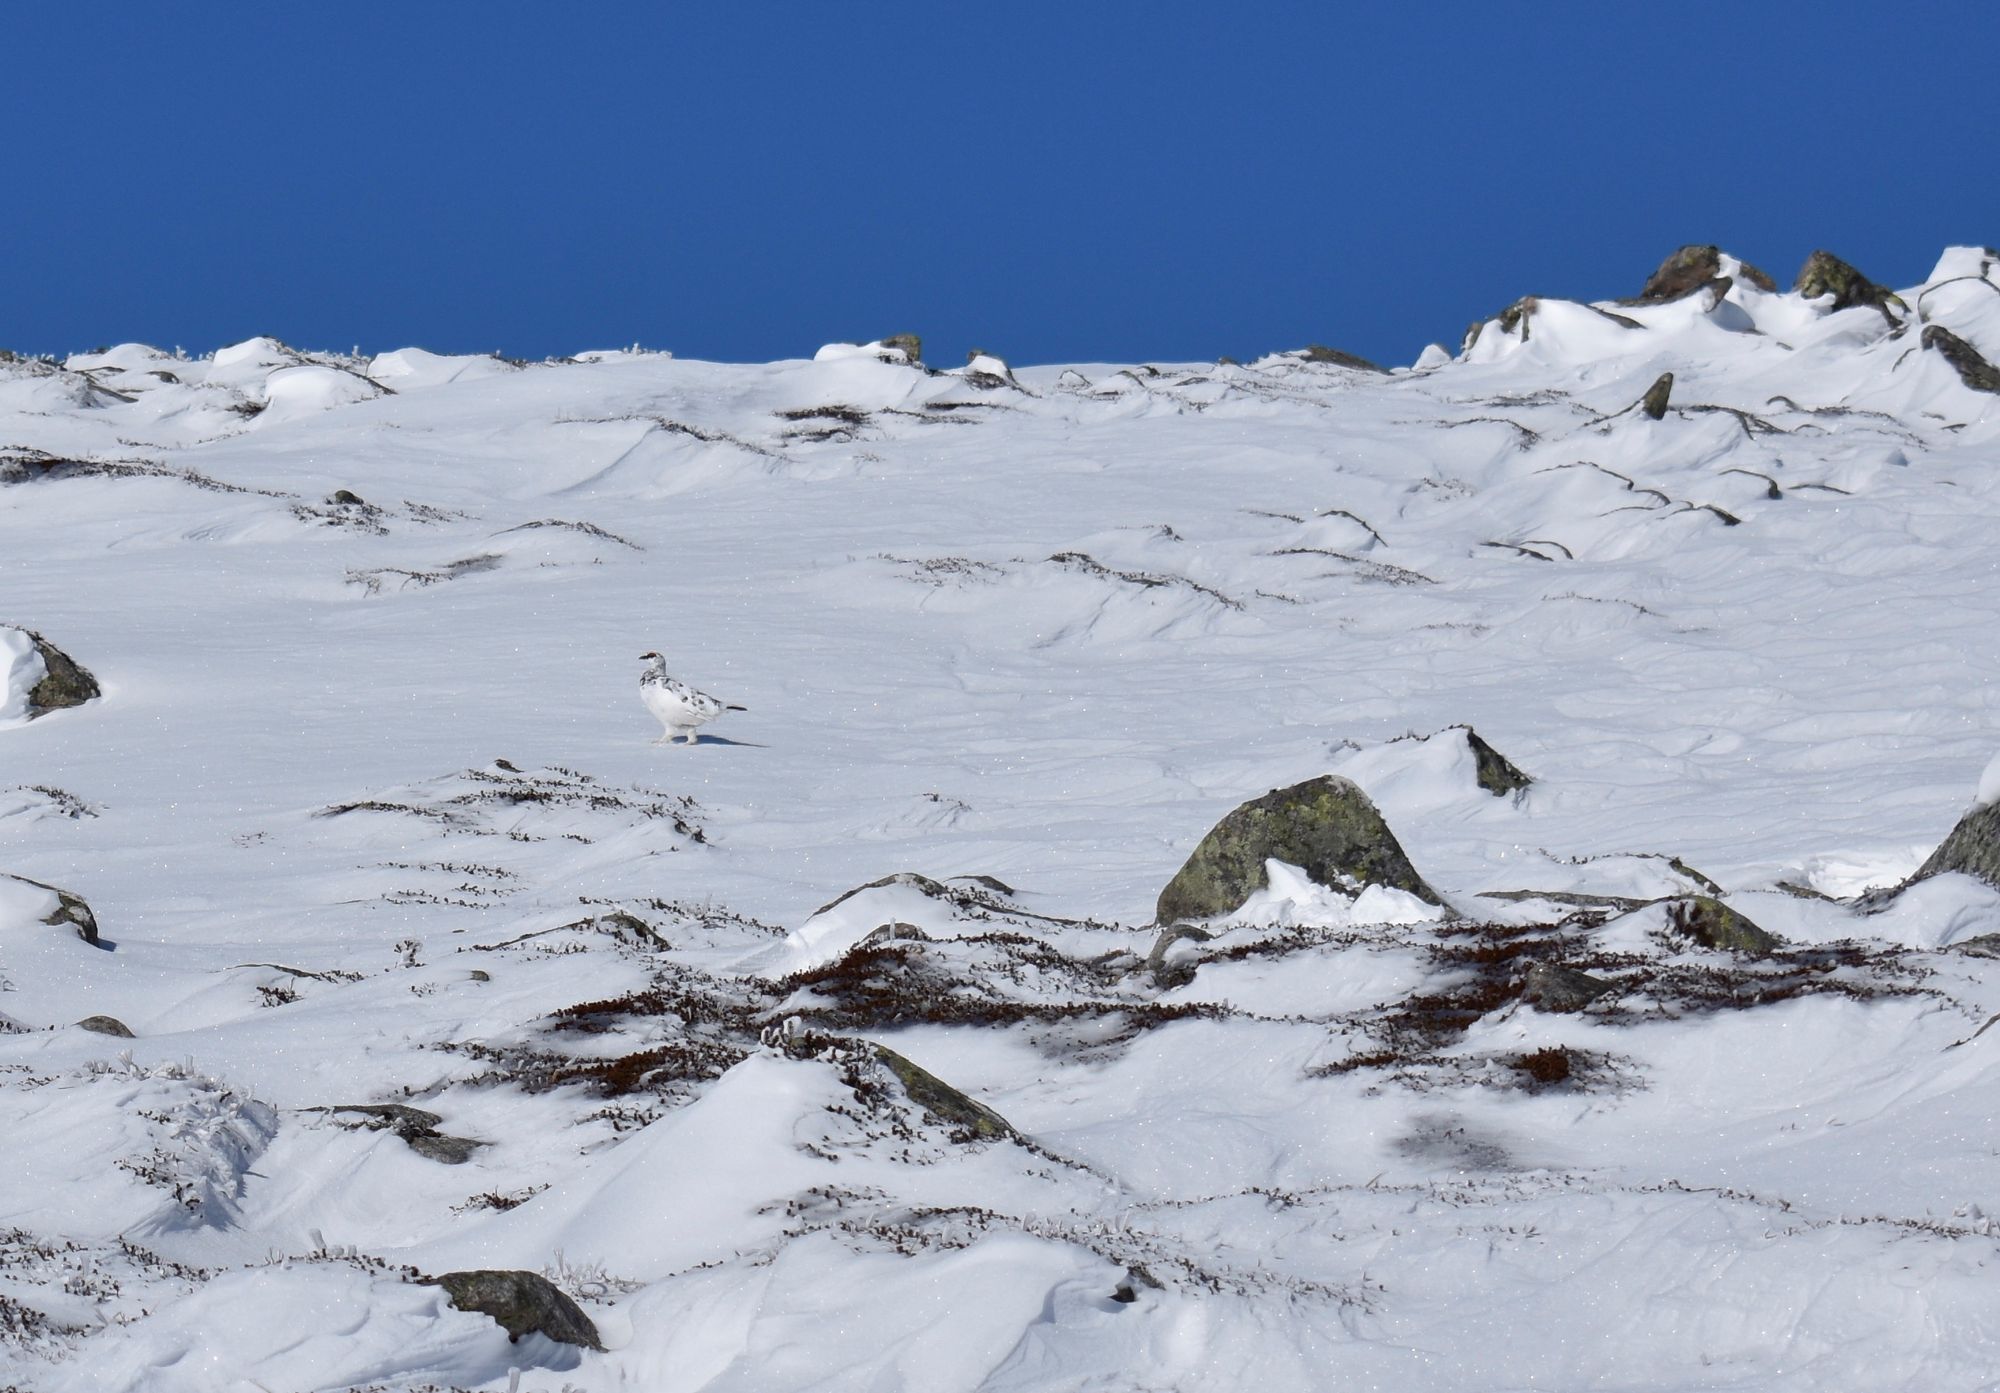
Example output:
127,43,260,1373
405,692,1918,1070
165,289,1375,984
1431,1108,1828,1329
1155,775,1443,923
873,1043,1016,1139
1908,799,2000,892
429,1269,602,1350
1923,326,2000,394
1795,250,1904,316
1666,896,1780,955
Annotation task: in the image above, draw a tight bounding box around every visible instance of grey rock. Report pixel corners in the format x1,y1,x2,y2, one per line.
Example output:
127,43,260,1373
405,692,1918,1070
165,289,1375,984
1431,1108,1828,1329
430,1269,602,1350
1666,896,1781,955
1156,775,1443,923
873,1043,1016,1140
1522,963,1614,1012
74,1014,135,1037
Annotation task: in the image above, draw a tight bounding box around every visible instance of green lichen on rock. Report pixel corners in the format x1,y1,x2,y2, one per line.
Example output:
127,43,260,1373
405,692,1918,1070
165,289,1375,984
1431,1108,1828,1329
1461,727,1533,796
1155,775,1443,923
1794,250,1904,318
873,1043,1016,1139
1638,371,1675,421
1667,896,1780,955
1909,799,2000,892
431,1269,602,1350
1922,326,2000,394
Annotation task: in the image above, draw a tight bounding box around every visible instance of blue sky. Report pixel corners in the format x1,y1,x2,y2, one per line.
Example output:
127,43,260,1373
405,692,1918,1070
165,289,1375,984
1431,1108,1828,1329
8,4,1997,368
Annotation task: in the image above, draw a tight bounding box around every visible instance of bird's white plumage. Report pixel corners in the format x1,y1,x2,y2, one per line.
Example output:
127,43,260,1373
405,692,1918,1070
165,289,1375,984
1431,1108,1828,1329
638,652,741,744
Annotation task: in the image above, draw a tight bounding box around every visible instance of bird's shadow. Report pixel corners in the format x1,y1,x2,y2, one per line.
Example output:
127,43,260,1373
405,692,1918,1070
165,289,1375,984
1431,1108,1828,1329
656,734,768,748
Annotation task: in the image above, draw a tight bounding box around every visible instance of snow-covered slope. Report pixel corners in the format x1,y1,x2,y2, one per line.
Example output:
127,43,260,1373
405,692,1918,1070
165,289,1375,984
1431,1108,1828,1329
5,248,2000,1390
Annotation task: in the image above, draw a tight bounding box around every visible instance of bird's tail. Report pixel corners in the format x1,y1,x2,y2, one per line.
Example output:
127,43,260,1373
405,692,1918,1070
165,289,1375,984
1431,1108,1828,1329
725,704,748,712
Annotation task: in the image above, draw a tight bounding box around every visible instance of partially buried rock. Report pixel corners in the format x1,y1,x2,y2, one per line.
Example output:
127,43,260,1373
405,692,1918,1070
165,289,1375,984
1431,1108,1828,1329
879,333,922,366
1666,896,1780,955
429,1270,602,1350
1922,326,2000,394
872,1043,1016,1140
1795,250,1904,318
75,1015,134,1037
1522,963,1614,1013
1155,775,1444,923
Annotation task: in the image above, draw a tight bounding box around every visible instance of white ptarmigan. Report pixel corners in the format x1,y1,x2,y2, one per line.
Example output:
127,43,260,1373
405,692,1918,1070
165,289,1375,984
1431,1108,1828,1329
638,652,745,745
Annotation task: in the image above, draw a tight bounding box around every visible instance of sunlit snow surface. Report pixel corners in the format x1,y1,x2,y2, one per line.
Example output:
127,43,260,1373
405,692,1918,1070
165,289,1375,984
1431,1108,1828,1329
5,257,2000,1389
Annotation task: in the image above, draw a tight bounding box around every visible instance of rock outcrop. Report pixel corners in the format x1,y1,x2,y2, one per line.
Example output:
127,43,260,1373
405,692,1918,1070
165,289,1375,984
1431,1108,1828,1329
428,1270,602,1350
1156,775,1443,923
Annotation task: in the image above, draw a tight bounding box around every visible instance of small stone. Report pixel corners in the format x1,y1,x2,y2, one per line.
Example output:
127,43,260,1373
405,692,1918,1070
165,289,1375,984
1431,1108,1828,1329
1461,727,1533,796
1298,345,1386,373
75,1014,135,1037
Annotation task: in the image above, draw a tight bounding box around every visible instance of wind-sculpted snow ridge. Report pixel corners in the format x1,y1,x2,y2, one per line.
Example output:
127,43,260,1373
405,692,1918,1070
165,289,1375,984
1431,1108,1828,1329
4,246,2000,1388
